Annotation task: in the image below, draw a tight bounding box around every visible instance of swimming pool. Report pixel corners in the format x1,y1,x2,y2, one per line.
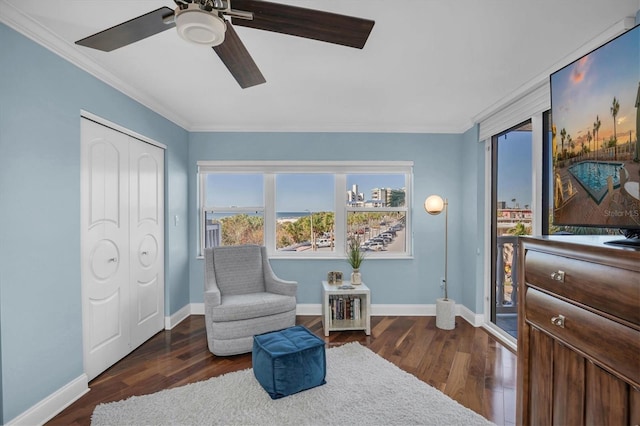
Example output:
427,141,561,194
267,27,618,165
567,161,624,204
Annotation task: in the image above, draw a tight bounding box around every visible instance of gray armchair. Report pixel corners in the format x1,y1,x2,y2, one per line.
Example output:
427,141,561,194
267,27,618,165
204,245,298,356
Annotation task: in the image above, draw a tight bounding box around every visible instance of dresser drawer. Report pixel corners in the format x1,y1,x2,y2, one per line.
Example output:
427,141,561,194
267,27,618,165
525,287,640,387
525,250,640,326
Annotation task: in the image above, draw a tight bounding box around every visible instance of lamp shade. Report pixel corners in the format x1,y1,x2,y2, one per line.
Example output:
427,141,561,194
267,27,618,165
424,195,445,215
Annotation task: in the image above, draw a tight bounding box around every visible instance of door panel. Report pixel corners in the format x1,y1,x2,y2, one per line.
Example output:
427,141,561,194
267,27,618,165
88,290,123,350
88,141,121,227
82,118,164,380
81,120,131,380
129,141,164,348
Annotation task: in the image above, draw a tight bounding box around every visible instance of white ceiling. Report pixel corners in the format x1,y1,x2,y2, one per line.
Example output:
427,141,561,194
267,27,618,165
1,0,638,133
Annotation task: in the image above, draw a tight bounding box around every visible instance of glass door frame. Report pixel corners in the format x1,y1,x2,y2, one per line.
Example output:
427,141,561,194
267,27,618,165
490,119,533,339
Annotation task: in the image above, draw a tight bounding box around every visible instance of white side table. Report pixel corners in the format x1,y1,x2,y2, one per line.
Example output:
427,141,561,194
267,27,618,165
321,280,371,337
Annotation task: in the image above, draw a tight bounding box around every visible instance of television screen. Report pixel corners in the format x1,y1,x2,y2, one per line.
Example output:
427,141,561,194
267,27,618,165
550,24,640,232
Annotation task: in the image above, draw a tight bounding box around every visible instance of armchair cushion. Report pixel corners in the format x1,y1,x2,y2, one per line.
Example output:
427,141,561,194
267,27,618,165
211,245,266,295
211,292,296,322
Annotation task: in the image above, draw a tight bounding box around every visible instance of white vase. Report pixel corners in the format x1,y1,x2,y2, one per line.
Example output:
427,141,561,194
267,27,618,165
436,298,455,330
350,269,362,285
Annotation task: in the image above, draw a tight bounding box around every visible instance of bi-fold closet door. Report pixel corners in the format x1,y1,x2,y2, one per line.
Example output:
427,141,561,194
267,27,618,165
80,117,164,381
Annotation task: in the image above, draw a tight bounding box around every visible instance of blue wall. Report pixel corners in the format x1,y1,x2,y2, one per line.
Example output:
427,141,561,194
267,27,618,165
0,19,484,425
460,125,487,312
187,132,475,307
0,24,190,423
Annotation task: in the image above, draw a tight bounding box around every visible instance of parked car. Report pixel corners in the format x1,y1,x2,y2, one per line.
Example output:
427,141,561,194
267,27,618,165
366,242,386,251
316,238,332,248
370,237,387,244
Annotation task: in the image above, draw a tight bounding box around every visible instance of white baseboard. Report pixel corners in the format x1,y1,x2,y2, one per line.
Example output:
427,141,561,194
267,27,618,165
191,302,485,326
371,304,434,316
296,304,321,315
458,304,486,327
6,374,89,426
164,303,191,330
190,303,204,315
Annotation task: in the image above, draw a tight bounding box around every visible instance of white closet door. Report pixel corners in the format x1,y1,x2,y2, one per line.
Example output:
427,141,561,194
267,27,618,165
81,119,132,381
81,118,165,381
129,140,164,349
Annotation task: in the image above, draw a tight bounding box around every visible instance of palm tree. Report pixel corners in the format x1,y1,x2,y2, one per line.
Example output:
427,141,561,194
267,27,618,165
586,130,592,158
560,128,567,161
551,124,557,166
611,97,620,159
593,116,601,160
568,134,573,159
507,222,530,236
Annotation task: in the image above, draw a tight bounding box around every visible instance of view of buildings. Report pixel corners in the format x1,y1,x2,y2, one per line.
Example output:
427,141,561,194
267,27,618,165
347,184,406,208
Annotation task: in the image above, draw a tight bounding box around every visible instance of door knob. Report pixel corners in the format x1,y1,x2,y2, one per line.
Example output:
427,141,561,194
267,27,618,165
551,314,565,328
550,270,565,282
108,257,118,263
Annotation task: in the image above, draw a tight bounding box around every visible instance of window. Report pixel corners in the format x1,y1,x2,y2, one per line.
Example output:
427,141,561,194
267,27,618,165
346,174,407,253
202,174,264,247
276,173,335,252
198,161,413,258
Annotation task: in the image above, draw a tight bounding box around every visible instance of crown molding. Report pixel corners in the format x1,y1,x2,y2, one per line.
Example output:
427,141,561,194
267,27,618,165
0,0,190,130
187,120,472,134
473,16,636,127
0,0,473,135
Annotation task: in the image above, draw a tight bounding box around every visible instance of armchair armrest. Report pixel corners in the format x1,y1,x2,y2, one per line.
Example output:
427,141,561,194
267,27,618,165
204,247,222,307
261,246,298,296
265,275,298,297
204,288,221,307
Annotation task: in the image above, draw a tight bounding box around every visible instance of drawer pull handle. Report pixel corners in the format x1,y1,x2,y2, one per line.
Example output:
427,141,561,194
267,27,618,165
550,270,565,282
551,315,565,328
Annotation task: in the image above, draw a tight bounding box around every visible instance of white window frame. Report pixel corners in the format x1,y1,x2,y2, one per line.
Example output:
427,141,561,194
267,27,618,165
197,161,413,259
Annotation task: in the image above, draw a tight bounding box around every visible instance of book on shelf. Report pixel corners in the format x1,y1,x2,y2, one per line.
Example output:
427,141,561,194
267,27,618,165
329,295,362,321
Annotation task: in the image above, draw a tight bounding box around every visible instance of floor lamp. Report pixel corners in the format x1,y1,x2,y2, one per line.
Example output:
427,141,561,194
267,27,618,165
424,195,455,330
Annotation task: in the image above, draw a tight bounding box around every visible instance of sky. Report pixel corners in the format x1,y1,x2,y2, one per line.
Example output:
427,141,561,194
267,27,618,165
550,25,639,150
206,173,405,212
496,130,532,208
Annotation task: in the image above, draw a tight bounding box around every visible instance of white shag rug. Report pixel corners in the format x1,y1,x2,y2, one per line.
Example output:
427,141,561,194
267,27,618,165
92,342,494,426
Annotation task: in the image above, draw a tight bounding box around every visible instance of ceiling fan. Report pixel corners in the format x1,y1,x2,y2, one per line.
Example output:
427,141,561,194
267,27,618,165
75,0,375,89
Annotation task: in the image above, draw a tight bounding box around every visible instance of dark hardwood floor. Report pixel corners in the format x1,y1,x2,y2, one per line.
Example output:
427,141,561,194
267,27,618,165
48,315,516,425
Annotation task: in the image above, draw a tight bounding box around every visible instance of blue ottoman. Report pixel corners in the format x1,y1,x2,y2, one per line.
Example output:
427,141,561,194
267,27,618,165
252,325,326,399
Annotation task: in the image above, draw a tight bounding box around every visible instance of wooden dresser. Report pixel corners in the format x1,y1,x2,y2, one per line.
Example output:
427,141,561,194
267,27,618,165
516,236,640,425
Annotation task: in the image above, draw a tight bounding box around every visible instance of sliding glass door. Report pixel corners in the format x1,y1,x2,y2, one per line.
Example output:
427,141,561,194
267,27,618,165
491,120,533,339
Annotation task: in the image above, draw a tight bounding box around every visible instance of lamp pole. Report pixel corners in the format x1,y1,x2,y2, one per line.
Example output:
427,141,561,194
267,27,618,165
425,194,454,329
443,198,448,300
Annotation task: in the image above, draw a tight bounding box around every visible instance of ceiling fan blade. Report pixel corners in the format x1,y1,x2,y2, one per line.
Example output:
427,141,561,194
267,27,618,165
230,0,374,49
213,24,266,89
75,7,176,52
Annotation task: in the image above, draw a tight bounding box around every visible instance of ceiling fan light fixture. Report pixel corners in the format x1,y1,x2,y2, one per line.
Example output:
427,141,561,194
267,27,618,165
175,5,226,46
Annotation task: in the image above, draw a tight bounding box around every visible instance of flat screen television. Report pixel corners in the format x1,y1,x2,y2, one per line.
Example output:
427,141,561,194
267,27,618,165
550,23,640,247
